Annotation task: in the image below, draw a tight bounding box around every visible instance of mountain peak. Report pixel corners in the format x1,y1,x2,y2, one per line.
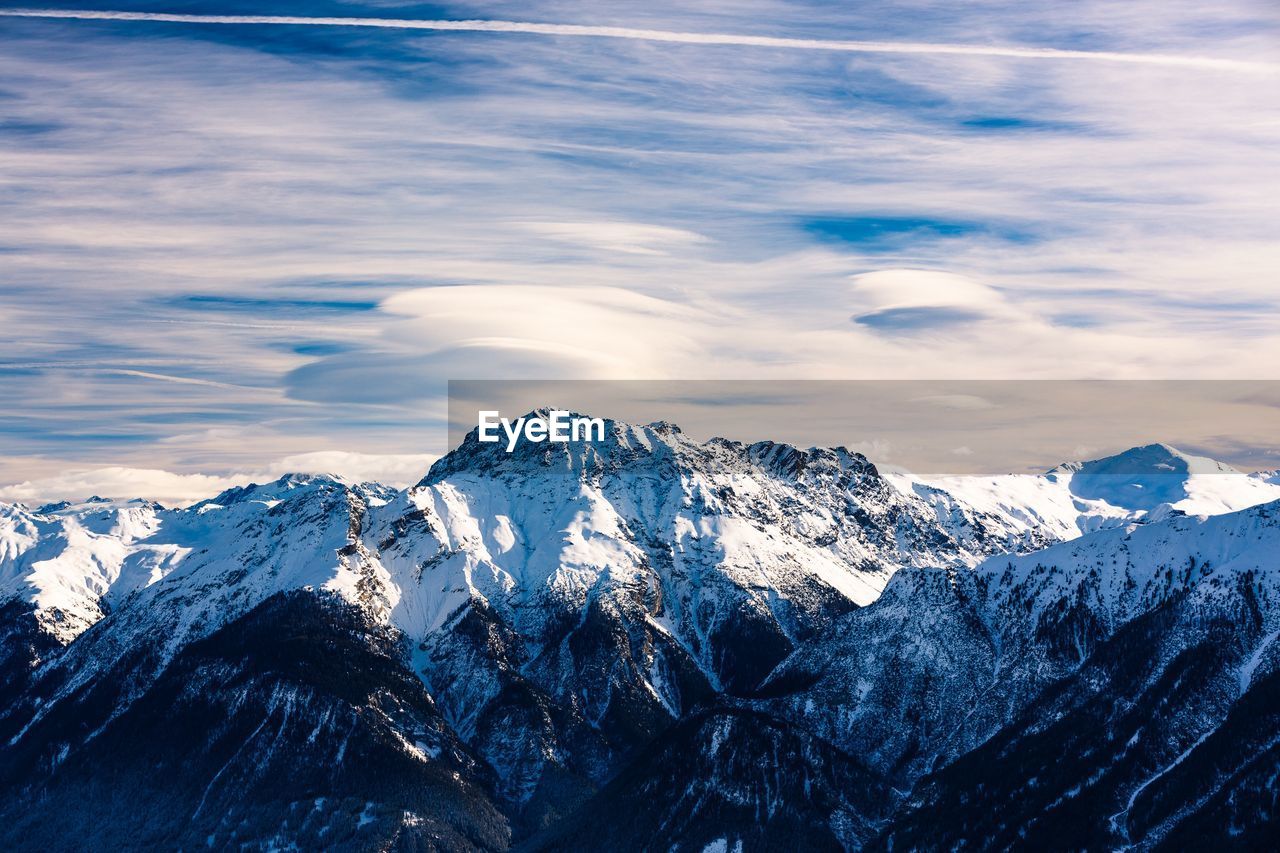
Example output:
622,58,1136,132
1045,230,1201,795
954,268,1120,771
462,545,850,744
1082,443,1240,475
1064,443,1242,511
416,411,691,487
201,472,354,509
1048,443,1239,476
415,410,882,492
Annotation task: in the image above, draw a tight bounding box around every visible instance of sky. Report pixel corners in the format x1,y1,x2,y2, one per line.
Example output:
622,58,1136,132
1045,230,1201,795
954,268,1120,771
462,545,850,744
0,1,1278,504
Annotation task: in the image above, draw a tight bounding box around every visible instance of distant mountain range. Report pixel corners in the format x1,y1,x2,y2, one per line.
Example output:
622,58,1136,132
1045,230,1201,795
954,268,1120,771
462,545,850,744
2,418,1278,850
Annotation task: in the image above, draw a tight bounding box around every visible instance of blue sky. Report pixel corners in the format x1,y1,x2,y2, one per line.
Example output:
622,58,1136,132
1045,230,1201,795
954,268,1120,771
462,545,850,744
0,1,1278,502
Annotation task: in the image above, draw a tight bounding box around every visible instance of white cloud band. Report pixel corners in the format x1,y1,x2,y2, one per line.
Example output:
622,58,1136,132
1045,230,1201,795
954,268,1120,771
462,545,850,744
1,8,1275,74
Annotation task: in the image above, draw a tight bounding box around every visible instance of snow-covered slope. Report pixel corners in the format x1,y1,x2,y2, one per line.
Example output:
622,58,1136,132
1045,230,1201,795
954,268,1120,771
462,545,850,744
3,421,1279,849
0,415,1044,835
0,477,395,647
0,498,169,642
888,442,1280,542
1063,442,1280,515
1253,468,1280,486
759,497,1280,847
4,434,1272,659
367,418,1050,814
877,499,1280,849
982,496,1280,629
0,420,1028,652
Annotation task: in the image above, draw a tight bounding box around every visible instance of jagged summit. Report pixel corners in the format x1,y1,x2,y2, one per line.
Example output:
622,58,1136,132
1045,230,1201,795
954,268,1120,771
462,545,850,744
418,411,683,486
190,473,397,519
202,471,353,504
416,410,872,491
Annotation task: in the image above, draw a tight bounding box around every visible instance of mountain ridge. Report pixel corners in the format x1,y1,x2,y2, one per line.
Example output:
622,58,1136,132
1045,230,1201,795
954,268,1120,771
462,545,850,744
2,420,1279,849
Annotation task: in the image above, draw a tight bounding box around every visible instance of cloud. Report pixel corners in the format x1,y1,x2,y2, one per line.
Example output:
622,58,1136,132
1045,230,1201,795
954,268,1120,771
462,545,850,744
849,269,1026,333
854,305,989,331
0,467,246,508
0,451,439,507
845,439,894,462
518,221,709,255
263,451,439,485
100,369,272,391
912,394,998,411
378,284,710,367
285,284,727,403
1,0,1279,487
1,9,1274,73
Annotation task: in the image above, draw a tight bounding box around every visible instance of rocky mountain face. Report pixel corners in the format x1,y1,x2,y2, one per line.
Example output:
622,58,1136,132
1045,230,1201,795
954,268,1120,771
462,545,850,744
760,501,1280,849
1,418,1278,850
0,592,509,850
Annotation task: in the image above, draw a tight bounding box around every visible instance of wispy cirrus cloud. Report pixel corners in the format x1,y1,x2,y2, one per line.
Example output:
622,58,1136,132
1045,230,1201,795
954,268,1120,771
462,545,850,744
0,1,1277,489
2,8,1275,73
517,221,710,255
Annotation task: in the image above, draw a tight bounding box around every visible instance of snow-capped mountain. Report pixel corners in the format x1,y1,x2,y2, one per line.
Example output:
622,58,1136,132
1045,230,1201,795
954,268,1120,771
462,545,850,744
1,417,1037,836
1,417,1278,849
1253,468,1280,486
889,442,1280,540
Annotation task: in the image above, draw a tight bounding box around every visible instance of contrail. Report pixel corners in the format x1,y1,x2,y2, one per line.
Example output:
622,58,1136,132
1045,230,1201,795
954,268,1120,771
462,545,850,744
1,8,1275,74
